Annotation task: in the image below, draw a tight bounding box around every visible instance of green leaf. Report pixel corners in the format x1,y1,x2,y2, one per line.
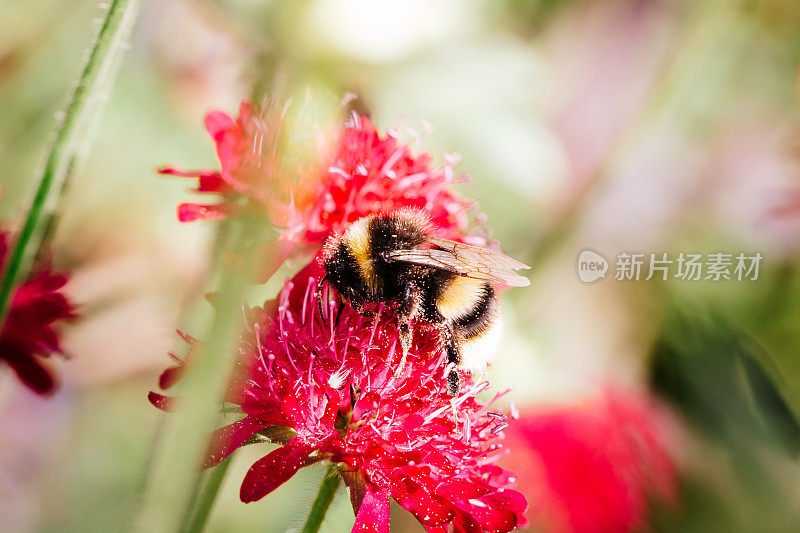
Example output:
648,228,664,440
650,308,800,455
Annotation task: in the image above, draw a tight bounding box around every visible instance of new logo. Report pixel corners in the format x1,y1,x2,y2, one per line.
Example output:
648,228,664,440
578,250,608,283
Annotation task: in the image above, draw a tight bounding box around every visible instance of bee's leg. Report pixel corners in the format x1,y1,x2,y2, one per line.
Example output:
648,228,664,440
317,276,330,323
333,299,346,327
447,371,460,397
440,324,461,396
395,281,421,376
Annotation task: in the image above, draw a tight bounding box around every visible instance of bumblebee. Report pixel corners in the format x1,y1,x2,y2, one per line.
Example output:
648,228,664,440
317,209,530,395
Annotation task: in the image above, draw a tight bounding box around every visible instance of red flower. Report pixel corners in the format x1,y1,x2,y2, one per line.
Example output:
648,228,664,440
189,261,526,533
288,112,470,243
153,100,519,529
501,390,678,533
162,101,472,244
0,232,76,394
147,329,197,412
160,100,293,224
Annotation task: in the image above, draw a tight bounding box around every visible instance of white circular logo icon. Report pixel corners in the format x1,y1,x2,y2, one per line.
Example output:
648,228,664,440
577,250,608,283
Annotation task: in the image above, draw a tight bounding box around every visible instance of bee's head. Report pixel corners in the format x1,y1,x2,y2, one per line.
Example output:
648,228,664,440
317,233,351,321
320,234,348,291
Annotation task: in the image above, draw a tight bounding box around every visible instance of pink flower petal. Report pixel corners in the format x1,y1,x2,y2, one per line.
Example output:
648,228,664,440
240,438,315,503
203,416,268,469
194,172,228,193
177,203,230,222
451,511,482,533
158,364,185,390
352,488,390,533
158,166,227,191
148,391,178,412
435,479,488,501
204,110,236,139
391,473,454,526
479,490,528,514
2,346,57,394
454,501,518,533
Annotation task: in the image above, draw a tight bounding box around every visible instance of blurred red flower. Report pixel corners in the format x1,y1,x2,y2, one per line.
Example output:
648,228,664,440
0,232,76,395
501,390,678,533
161,101,471,244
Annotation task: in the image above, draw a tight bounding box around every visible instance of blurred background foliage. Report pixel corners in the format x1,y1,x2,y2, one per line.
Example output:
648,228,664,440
2,0,800,531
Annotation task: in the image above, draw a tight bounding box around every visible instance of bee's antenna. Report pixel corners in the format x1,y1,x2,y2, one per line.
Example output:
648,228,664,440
316,275,330,323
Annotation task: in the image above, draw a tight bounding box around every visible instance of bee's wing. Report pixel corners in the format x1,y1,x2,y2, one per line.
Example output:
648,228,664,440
384,236,531,287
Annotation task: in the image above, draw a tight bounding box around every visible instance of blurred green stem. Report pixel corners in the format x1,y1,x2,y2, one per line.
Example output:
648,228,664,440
132,215,268,533
0,0,139,323
179,458,232,533
301,464,341,533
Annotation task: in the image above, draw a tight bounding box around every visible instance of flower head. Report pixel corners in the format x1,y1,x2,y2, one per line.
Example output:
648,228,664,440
153,101,520,530
160,100,292,223
288,113,470,243
501,390,678,533
0,231,76,394
196,261,526,533
163,102,471,244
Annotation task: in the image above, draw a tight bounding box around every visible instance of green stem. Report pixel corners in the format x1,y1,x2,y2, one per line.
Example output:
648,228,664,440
301,464,342,533
132,215,270,533
0,0,140,323
179,458,232,533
